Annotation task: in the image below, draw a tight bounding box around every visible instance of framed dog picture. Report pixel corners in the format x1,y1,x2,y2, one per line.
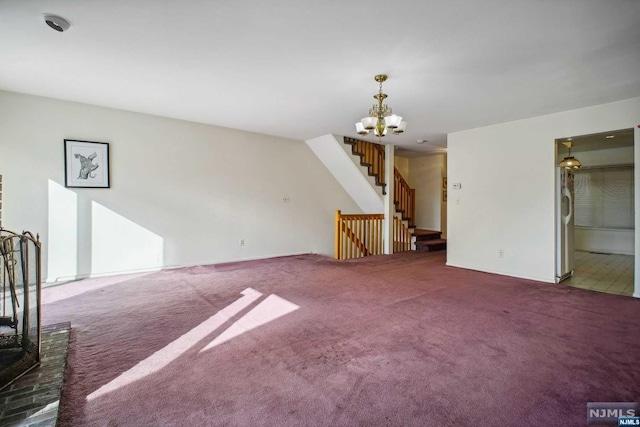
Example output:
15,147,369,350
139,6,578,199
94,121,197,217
64,139,110,188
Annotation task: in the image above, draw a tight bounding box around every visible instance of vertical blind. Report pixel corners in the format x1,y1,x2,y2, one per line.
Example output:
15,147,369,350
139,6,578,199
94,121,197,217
574,166,634,229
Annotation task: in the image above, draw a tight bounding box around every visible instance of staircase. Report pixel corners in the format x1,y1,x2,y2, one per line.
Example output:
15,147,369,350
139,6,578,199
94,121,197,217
307,134,446,258
343,137,446,253
413,229,447,252
343,137,387,195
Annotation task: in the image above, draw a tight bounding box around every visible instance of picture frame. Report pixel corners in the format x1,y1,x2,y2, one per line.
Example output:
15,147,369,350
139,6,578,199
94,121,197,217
64,139,110,188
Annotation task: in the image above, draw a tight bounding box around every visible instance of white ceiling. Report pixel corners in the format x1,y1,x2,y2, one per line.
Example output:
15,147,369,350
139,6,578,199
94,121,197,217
1,1,639,153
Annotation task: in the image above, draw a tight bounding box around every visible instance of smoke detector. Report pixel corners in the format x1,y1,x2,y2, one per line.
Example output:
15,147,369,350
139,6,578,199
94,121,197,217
44,14,71,32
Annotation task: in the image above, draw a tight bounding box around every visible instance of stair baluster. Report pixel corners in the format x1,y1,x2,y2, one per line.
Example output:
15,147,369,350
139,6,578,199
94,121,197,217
335,210,385,260
394,168,416,228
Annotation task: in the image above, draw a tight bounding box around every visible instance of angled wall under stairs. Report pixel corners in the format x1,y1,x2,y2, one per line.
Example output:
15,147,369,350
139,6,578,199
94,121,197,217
305,134,383,213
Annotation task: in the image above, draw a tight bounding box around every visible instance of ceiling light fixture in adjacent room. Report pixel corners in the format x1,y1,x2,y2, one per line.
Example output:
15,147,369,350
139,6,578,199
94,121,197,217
43,14,71,32
559,141,582,170
355,74,407,137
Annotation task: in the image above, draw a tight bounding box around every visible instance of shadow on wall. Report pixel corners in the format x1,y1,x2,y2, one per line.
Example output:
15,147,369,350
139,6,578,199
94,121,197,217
47,180,164,281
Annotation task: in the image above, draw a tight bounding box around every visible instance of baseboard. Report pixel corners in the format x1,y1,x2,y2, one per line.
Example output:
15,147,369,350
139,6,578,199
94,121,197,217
45,252,312,283
578,248,634,256
173,252,312,270
445,262,554,284
45,266,164,283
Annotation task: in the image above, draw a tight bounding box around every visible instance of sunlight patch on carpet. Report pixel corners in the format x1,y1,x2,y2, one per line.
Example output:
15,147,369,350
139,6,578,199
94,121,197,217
87,288,262,401
199,294,300,352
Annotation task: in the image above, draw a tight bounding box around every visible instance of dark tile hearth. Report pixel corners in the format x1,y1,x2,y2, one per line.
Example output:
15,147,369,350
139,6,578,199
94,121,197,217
0,323,71,427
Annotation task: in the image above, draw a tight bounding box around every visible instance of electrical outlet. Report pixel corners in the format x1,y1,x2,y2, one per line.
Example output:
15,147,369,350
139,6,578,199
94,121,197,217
499,249,504,258
240,238,245,247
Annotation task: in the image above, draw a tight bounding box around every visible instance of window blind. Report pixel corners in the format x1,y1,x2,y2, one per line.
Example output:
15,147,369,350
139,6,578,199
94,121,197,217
573,166,634,229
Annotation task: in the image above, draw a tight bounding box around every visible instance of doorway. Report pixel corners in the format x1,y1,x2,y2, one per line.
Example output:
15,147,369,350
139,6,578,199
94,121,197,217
555,128,635,296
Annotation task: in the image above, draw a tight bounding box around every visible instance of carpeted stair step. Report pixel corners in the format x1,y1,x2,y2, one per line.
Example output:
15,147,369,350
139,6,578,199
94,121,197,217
412,229,442,242
415,238,447,252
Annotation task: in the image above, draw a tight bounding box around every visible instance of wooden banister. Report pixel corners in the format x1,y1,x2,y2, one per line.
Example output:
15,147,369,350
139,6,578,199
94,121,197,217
344,137,386,194
335,210,384,260
393,216,412,253
394,168,416,227
343,137,417,228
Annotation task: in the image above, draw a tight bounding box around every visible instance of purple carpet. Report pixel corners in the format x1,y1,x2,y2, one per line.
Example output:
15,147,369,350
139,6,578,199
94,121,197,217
42,252,640,426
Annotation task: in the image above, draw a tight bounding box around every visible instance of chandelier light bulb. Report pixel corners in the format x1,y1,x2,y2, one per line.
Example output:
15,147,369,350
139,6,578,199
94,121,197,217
361,117,377,131
393,121,408,134
374,127,388,137
385,114,402,129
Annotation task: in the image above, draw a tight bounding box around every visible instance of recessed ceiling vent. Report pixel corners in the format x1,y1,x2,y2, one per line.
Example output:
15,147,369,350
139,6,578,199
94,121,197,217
43,14,71,32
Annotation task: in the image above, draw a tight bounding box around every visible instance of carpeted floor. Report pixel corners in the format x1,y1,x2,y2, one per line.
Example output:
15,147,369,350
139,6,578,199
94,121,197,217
42,252,640,426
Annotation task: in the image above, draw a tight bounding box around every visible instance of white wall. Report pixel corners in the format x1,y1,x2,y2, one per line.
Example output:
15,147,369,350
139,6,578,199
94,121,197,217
635,125,640,298
395,155,410,181
447,97,640,283
575,227,634,255
0,90,361,281
407,154,446,233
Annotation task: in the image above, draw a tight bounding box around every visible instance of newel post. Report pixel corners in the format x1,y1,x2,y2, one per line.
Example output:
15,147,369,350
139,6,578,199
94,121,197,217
334,210,341,260
383,145,395,254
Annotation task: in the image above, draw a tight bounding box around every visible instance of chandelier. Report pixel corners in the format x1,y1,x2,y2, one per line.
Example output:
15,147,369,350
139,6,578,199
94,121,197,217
355,74,407,137
559,141,582,170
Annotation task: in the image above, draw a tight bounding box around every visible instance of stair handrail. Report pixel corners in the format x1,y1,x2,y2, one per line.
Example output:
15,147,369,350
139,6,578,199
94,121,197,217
343,137,416,226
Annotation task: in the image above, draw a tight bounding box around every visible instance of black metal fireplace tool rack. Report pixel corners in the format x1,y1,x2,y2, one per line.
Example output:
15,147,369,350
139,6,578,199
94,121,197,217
0,228,42,390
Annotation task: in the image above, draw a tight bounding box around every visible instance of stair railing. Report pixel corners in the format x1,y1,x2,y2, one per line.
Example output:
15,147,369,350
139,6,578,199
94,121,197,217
343,138,416,226
393,215,412,253
394,168,416,227
343,137,386,194
335,210,384,260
